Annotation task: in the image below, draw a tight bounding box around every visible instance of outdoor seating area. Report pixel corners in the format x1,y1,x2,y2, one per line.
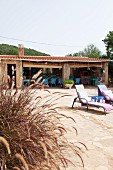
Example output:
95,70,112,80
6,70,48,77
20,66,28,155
72,84,113,112
22,74,103,88
21,65,106,88
43,77,63,87
21,62,106,89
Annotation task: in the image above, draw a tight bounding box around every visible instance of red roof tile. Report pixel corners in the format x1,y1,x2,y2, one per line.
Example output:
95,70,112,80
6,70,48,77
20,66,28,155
0,55,109,62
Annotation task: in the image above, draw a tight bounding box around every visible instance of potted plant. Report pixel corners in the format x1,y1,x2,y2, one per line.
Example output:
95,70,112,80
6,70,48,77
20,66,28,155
64,80,74,89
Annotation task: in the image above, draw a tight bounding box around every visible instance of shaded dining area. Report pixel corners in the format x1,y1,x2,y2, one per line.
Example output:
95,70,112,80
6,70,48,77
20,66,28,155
22,61,107,88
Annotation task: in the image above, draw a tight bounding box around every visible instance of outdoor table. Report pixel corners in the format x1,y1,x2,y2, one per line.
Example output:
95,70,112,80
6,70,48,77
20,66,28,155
91,96,104,102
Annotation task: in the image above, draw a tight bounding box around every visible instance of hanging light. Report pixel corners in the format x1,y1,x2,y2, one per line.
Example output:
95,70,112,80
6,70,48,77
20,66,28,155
101,62,103,68
87,62,90,70
74,62,76,70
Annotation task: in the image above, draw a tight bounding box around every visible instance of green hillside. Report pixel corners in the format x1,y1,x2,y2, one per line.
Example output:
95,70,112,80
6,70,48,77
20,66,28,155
0,44,50,56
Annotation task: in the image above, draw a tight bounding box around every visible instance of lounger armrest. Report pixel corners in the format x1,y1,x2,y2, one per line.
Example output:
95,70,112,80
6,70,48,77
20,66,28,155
104,94,111,100
79,97,88,104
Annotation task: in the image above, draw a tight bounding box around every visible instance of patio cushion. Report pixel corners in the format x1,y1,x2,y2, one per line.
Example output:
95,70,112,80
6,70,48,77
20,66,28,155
88,101,113,111
78,91,91,103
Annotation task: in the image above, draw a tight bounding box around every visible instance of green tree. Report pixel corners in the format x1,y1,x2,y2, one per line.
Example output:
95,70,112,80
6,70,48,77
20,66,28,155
65,53,72,56
103,31,113,79
103,31,113,59
66,44,102,58
73,51,85,57
83,44,102,58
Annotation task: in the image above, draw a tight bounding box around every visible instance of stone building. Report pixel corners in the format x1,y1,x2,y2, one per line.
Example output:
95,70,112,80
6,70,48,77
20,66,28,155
0,44,109,88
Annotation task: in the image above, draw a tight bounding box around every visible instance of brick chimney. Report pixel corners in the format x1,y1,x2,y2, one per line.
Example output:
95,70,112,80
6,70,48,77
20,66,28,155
18,44,24,57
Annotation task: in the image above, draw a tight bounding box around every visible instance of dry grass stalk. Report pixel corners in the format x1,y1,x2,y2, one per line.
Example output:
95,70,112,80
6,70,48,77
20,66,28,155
13,167,21,170
32,69,42,80
15,153,29,170
0,136,11,155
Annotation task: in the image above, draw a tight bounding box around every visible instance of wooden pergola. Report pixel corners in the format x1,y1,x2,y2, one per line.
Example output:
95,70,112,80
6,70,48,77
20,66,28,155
0,45,109,88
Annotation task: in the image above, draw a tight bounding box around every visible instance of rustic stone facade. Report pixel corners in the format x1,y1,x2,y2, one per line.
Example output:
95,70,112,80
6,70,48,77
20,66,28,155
0,44,110,88
16,61,22,88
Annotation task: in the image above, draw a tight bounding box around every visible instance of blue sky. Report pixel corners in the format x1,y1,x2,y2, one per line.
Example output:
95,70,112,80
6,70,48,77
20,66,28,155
0,0,113,56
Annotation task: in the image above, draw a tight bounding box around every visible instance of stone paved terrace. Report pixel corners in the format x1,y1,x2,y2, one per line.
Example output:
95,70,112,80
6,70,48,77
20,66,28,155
39,86,113,170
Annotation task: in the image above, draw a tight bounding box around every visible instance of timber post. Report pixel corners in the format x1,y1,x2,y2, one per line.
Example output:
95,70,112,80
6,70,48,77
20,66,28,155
62,63,70,87
103,62,108,86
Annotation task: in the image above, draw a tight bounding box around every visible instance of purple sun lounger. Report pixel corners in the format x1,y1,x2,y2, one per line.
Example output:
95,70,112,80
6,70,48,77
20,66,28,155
72,84,113,112
97,84,113,104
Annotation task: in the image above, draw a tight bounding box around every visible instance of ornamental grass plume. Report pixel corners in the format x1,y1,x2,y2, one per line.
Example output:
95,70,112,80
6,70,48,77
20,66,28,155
0,76,87,169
